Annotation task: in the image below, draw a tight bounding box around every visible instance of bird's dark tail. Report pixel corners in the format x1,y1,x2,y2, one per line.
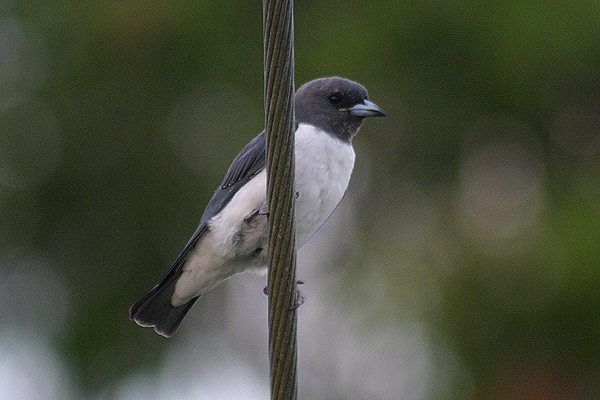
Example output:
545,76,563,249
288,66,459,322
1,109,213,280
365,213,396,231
129,275,199,338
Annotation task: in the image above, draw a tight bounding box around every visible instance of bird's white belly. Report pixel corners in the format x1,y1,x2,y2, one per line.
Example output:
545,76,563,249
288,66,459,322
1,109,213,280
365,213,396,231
294,123,355,246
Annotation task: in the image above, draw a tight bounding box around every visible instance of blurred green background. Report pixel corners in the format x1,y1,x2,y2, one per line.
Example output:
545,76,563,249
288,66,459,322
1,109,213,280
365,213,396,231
1,0,600,399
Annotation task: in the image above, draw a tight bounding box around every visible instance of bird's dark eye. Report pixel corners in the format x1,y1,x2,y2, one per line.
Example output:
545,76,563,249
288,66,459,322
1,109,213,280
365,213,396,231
328,93,342,105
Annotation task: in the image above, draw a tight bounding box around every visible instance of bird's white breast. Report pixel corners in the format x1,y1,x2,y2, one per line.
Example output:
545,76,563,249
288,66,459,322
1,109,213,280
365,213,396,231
294,123,355,246
209,123,355,248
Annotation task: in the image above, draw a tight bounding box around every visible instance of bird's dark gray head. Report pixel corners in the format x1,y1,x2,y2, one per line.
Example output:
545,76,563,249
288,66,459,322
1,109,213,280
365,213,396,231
295,77,386,142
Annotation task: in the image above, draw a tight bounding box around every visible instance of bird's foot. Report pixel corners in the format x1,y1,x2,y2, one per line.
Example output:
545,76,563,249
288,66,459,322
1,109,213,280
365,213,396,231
291,288,306,310
263,280,306,309
258,201,269,215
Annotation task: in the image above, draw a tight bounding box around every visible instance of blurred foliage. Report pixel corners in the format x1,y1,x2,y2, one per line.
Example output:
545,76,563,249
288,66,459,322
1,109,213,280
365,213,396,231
1,0,600,399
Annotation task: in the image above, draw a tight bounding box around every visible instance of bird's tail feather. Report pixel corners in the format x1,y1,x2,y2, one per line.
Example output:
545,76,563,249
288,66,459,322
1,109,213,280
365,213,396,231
129,276,198,338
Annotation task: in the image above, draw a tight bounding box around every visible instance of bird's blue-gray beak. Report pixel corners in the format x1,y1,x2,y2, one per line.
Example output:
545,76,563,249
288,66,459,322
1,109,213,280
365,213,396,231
349,100,386,117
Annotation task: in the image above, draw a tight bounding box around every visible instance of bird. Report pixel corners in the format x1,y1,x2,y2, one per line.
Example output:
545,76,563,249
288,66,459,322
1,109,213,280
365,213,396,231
129,77,386,337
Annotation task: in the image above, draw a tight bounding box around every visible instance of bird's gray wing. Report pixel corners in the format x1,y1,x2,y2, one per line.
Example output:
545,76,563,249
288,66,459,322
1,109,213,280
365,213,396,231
129,131,266,336
198,130,267,225
165,130,268,277
167,129,267,270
